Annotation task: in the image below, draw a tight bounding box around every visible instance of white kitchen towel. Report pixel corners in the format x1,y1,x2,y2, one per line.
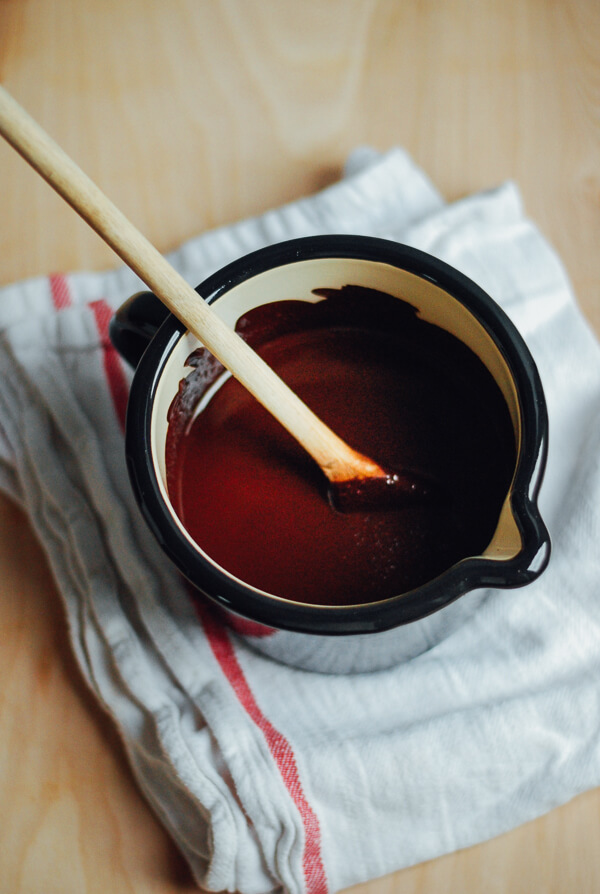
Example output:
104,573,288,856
1,147,600,894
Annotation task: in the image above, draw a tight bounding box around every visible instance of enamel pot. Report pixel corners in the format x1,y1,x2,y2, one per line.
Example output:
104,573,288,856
110,235,550,673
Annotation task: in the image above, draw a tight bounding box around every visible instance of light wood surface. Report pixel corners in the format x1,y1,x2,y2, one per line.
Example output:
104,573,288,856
0,1,599,892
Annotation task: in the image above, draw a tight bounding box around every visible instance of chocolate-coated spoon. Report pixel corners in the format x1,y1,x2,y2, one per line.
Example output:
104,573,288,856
0,86,429,510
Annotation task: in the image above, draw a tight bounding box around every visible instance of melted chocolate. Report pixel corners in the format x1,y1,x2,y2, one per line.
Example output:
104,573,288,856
329,466,441,513
166,287,516,606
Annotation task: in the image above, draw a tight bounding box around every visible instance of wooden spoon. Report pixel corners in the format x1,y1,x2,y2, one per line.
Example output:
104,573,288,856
0,86,431,510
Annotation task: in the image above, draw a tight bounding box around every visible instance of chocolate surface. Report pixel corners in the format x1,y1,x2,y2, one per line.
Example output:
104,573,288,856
166,287,516,606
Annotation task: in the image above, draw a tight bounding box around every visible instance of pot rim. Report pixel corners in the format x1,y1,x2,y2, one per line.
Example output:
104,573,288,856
124,235,550,635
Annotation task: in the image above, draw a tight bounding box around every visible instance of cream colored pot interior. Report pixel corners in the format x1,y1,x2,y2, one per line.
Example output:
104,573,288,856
151,257,523,571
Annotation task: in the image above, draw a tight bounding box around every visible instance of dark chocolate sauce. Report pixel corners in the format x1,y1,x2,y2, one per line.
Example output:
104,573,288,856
328,467,442,513
166,287,516,606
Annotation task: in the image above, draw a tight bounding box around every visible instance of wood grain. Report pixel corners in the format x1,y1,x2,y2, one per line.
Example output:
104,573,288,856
0,1,599,892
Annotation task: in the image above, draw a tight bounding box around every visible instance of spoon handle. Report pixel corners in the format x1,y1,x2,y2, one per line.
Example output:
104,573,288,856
0,86,381,483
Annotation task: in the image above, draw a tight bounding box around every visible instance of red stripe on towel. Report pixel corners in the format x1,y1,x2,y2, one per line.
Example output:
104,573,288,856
90,299,129,432
49,273,72,310
199,603,328,894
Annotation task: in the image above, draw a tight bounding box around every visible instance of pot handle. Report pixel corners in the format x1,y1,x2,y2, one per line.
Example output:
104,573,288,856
109,291,171,369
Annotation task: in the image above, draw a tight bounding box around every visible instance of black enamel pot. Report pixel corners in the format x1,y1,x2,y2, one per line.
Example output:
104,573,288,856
110,235,550,673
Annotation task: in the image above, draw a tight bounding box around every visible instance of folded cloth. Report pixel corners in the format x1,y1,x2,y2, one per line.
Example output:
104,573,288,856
1,147,600,894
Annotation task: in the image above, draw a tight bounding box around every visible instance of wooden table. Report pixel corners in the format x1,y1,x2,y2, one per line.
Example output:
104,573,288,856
1,2,599,891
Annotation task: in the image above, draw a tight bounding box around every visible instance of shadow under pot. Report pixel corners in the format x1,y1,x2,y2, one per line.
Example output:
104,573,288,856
110,235,550,674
